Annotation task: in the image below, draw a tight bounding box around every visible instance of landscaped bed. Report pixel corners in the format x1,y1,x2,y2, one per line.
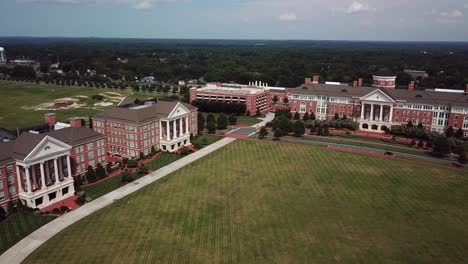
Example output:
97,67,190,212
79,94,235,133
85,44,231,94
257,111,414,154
24,140,468,263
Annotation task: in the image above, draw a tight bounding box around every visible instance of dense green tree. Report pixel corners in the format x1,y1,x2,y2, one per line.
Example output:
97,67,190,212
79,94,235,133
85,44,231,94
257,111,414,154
206,121,216,134
417,123,424,129
106,162,113,175
455,128,464,139
0,206,6,221
407,121,414,128
302,112,310,121
95,163,106,179
7,201,16,214
206,113,216,123
216,113,228,129
324,126,330,136
310,112,316,120
228,114,237,125
274,129,283,139
293,112,300,120
333,113,339,120
197,112,205,133
85,166,96,183
293,121,305,137
445,126,455,138
432,135,451,156
258,126,268,139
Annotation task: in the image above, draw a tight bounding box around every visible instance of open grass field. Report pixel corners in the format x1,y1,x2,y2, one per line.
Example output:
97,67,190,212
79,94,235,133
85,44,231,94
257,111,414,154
0,210,55,254
0,81,159,130
24,140,468,263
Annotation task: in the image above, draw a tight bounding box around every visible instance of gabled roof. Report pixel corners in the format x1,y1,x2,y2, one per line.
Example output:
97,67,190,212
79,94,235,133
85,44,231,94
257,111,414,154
94,100,197,124
0,127,104,166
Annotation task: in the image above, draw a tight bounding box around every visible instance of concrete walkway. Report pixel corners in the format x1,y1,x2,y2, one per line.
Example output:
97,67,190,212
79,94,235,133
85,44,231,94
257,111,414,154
0,137,236,264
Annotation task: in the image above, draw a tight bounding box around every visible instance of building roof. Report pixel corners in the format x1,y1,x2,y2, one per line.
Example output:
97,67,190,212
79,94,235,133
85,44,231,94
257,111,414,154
93,100,197,124
293,83,468,107
0,127,105,166
117,96,137,107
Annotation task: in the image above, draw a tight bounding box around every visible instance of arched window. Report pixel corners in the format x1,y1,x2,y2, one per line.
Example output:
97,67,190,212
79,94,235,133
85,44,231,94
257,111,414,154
463,116,468,129
300,102,306,113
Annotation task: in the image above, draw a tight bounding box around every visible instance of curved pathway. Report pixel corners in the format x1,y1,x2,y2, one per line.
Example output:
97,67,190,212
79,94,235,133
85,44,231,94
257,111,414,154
0,137,236,264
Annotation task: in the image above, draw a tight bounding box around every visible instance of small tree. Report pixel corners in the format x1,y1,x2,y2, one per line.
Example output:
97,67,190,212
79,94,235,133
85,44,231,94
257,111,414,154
283,97,289,104
139,152,145,160
198,112,205,134
310,112,316,120
406,121,414,128
272,95,278,103
85,166,96,183
150,146,156,156
302,112,310,121
206,121,216,134
106,162,112,175
293,121,305,137
274,129,283,139
324,126,330,136
95,163,106,179
74,175,83,189
432,135,450,157
228,114,237,125
293,112,300,120
7,200,16,214
317,126,324,136
206,113,216,123
455,128,464,139
216,113,228,129
417,123,424,129
445,126,455,138
258,126,268,139
342,115,347,120
333,113,339,120
246,110,251,116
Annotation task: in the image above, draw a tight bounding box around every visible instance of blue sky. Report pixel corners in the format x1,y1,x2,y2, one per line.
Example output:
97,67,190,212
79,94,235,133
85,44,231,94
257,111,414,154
1,0,468,41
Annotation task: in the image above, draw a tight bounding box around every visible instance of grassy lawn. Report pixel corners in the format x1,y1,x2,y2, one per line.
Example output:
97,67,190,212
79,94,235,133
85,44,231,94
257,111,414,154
0,81,161,130
0,210,56,254
192,134,223,148
144,153,182,171
25,140,468,263
201,112,261,126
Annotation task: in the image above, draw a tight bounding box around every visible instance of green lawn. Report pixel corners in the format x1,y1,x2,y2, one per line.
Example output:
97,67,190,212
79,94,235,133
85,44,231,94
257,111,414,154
25,140,468,263
201,112,261,126
0,81,159,130
144,153,181,171
0,210,56,254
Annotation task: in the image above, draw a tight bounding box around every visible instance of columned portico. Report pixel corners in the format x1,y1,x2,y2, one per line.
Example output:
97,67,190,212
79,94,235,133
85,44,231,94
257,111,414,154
159,103,193,152
359,89,397,133
16,136,75,209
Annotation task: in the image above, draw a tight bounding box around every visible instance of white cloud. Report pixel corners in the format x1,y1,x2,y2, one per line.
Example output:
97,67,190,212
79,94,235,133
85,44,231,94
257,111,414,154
278,12,298,22
439,10,463,18
17,0,176,9
345,1,371,14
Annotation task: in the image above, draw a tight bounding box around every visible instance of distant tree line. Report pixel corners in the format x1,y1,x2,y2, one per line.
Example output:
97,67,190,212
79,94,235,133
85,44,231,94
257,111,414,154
191,99,246,115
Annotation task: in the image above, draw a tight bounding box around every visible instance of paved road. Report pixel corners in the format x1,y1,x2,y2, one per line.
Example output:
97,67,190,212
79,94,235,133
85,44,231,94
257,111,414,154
281,137,458,166
0,137,237,264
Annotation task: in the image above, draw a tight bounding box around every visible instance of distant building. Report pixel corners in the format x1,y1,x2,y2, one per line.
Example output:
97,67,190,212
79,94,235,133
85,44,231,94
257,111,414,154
0,47,5,64
0,114,106,210
92,99,198,156
189,82,288,115
9,59,37,66
404,70,429,79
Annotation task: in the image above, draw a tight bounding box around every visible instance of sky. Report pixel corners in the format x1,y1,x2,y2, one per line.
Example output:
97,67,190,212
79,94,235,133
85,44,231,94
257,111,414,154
0,0,467,41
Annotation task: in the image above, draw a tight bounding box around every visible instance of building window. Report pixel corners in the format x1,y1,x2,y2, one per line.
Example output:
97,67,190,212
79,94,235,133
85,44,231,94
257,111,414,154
464,117,468,129
0,192,4,201
88,152,94,159
9,187,16,195
0,181,3,189
89,161,95,168
455,115,459,120
7,176,14,184
6,166,13,174
87,143,94,150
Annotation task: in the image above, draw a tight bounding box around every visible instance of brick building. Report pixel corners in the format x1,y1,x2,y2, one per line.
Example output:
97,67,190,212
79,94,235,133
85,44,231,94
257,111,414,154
92,99,198,157
290,77,468,136
189,82,287,115
0,114,106,210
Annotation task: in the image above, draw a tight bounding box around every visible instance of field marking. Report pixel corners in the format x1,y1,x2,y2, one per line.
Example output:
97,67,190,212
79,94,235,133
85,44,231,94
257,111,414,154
0,137,237,264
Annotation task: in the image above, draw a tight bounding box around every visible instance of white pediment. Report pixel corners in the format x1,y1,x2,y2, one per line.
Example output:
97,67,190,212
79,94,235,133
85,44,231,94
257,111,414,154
167,103,190,119
24,136,71,162
360,89,395,103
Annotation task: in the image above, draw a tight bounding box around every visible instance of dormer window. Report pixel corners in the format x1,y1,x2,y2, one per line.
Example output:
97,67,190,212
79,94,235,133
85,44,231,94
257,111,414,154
44,146,51,151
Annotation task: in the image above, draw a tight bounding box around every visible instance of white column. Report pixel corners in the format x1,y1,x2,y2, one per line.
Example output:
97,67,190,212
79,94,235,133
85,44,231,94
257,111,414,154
379,105,383,122
185,116,189,134
66,156,72,178
32,165,36,189
16,165,22,192
159,120,162,140
370,104,374,121
58,158,63,180
166,121,170,141
54,158,60,184
25,166,32,193
389,106,393,123
360,104,365,119
45,161,50,184
40,162,46,189
172,120,177,139
179,118,183,136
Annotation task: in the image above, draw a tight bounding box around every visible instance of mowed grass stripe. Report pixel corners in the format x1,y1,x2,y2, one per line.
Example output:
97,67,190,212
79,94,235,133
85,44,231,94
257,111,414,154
24,139,468,264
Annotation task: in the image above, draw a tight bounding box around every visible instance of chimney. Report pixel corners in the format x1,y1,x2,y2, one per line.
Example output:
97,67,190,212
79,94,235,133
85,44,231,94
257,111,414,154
408,81,415,92
69,117,82,128
358,78,363,87
305,78,311,85
44,113,56,127
352,81,358,88
312,75,319,84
